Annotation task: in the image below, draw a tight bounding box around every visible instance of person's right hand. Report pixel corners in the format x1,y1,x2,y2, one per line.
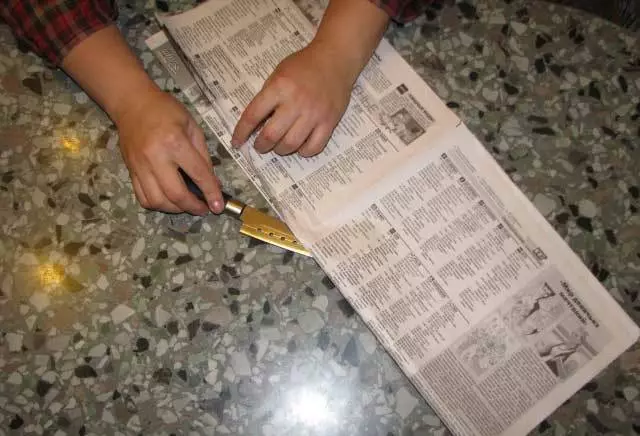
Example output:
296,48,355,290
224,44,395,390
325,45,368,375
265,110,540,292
114,88,224,216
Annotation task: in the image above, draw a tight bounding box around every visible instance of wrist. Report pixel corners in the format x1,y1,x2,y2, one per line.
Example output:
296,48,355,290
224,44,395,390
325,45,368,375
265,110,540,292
109,80,162,128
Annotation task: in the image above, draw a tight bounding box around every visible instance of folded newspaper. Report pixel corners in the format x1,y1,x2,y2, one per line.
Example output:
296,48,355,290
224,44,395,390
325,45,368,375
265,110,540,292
145,1,639,435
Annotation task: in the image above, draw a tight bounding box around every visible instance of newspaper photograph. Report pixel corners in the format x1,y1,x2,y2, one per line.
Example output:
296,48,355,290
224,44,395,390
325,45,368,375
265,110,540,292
145,0,639,435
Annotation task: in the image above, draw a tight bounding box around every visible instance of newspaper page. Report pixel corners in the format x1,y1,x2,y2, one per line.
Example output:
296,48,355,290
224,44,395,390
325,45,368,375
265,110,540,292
145,1,639,435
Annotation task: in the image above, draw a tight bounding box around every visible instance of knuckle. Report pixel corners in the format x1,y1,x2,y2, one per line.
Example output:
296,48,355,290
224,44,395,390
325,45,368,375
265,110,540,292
261,128,279,144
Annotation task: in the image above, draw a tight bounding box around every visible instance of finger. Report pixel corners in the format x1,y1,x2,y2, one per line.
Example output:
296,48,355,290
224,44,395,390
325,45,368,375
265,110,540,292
167,136,224,214
231,84,282,147
273,115,314,156
254,106,300,154
187,120,213,166
131,174,150,209
299,124,333,157
138,169,183,214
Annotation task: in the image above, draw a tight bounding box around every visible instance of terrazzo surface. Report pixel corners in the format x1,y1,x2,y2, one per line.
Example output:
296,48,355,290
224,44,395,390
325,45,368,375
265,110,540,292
0,0,639,435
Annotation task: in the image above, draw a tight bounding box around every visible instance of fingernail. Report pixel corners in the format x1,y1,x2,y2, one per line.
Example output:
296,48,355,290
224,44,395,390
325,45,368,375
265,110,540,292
212,200,223,212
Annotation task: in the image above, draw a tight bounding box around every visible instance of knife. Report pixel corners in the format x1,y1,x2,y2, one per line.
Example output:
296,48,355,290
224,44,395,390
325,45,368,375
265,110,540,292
178,168,312,257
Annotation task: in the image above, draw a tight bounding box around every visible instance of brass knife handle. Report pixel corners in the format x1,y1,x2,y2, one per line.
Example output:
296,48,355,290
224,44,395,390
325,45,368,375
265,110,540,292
178,168,245,217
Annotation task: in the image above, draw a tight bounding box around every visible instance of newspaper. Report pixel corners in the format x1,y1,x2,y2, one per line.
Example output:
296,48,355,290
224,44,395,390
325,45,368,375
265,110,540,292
145,1,639,435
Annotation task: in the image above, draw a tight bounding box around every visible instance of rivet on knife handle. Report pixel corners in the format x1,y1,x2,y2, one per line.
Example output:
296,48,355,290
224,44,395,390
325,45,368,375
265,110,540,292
178,167,244,218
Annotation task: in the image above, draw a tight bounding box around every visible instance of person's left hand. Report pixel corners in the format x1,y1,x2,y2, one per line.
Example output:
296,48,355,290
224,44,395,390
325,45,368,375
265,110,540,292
231,41,354,157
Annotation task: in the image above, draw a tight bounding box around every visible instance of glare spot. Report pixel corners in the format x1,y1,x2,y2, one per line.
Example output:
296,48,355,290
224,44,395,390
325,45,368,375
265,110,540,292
38,263,65,287
287,388,334,428
61,135,81,153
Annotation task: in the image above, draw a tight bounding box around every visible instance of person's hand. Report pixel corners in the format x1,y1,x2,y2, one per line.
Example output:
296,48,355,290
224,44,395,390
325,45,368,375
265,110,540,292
114,88,224,215
231,41,354,157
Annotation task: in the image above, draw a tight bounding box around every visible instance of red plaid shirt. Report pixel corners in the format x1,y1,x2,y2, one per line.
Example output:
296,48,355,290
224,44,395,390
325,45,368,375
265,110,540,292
369,0,431,23
0,0,426,67
0,0,118,66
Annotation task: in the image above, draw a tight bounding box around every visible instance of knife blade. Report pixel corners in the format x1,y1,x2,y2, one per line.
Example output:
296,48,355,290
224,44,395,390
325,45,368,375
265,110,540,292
178,168,312,257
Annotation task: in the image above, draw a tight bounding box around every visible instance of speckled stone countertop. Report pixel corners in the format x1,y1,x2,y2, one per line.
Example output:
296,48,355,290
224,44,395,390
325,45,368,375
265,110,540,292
0,0,638,435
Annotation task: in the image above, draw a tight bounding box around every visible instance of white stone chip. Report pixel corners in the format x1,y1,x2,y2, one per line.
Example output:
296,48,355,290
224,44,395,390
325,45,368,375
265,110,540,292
111,304,135,324
30,292,50,312
131,238,145,260
395,387,418,419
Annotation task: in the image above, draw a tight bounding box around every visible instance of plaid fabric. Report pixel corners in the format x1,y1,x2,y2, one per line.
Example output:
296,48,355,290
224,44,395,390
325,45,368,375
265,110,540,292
368,0,432,23
0,0,118,66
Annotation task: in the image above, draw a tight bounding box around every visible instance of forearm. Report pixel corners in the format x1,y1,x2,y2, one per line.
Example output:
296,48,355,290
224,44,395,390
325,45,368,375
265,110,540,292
60,24,160,126
310,0,390,85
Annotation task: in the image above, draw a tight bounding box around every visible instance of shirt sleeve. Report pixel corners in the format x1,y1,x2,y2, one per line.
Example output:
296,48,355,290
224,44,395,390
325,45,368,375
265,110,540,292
368,0,431,23
0,0,118,67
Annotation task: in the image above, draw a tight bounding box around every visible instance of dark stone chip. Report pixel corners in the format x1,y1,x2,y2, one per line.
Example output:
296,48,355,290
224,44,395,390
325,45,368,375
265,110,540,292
9,414,24,429
140,276,152,288
568,150,589,165
187,319,200,340
304,287,315,297
221,264,238,278
605,229,617,245
601,126,617,137
588,82,601,100
246,313,253,323
549,64,564,77
155,0,169,12
597,268,610,282
287,339,297,353
527,115,548,124
341,337,359,366
469,71,478,81
263,301,271,314
134,337,149,352
185,302,194,311
537,419,551,432
534,58,546,73
64,242,84,256
229,301,240,315
321,276,335,289
202,322,219,332
79,425,86,436
535,34,549,48
587,177,598,189
576,217,593,232
166,321,179,335
153,368,172,385
282,296,292,305
249,343,258,355
282,251,294,264
457,2,478,19
22,75,42,95
629,186,639,199
586,414,609,433
568,205,579,216
233,253,244,262
36,379,52,397
617,75,628,93
317,329,330,350
177,369,187,381
228,287,241,296
188,219,203,234
446,101,460,108
175,254,193,265
77,193,96,207
74,364,97,378
532,127,555,136
112,390,121,400
337,298,355,318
